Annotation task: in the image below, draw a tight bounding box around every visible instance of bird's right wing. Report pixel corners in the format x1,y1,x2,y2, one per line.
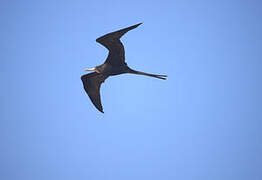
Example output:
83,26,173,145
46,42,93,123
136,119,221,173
81,72,108,113
96,23,142,66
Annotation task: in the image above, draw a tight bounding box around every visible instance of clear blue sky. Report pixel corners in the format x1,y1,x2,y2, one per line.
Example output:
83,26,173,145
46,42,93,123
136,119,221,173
1,0,262,179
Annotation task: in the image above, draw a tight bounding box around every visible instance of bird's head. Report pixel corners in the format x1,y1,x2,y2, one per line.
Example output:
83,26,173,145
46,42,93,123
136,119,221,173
84,67,99,73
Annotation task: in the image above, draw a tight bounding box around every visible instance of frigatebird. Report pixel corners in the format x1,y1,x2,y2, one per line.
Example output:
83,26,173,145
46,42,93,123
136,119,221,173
81,23,167,113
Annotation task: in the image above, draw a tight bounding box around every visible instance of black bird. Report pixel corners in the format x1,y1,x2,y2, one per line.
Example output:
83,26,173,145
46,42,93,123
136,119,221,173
81,23,167,113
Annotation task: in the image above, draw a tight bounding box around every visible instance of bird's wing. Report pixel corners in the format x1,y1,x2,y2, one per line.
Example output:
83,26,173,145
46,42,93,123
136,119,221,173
96,23,142,66
81,72,108,113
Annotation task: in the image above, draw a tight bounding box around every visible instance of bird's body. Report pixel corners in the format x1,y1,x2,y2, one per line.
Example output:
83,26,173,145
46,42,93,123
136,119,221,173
81,23,167,113
95,63,130,76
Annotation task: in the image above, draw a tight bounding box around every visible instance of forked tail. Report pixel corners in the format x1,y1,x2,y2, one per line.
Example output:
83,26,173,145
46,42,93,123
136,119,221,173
129,69,167,80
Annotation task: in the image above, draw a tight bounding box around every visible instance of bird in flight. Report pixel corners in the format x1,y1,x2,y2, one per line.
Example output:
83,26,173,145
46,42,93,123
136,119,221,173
81,23,167,113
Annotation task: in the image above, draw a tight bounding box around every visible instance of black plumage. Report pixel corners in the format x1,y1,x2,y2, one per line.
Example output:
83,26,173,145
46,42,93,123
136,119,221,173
81,23,167,113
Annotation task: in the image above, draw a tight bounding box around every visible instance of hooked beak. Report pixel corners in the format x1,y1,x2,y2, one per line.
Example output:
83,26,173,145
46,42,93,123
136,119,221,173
84,68,96,71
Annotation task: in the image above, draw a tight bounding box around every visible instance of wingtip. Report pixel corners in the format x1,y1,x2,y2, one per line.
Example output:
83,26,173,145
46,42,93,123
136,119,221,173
95,105,104,113
98,106,104,113
128,23,143,30
135,22,143,27
95,106,104,113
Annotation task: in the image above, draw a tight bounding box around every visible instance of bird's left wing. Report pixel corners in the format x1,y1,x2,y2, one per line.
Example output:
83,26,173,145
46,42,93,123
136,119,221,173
96,23,142,66
81,72,108,113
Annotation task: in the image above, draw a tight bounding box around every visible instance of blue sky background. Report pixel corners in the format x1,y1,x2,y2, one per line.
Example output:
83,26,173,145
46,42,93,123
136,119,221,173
1,0,262,179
